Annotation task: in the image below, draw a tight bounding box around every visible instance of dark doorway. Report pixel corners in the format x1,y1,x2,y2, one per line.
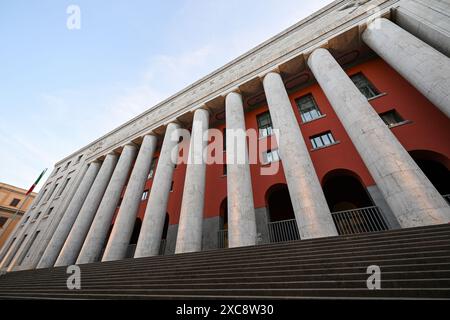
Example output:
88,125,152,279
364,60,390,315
322,170,373,212
162,213,169,240
322,169,388,235
410,150,450,196
219,198,228,230
265,184,299,242
159,213,170,255
129,218,142,245
266,184,295,222
218,198,228,248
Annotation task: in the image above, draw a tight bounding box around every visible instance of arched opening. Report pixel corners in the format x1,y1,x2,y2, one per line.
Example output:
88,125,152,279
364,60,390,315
265,184,299,242
218,198,228,248
409,150,450,197
322,169,388,235
265,184,295,222
322,170,373,212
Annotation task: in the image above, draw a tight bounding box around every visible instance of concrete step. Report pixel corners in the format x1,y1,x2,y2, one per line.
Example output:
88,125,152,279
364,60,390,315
3,249,449,285
2,261,449,289
5,236,450,282
10,223,449,277
1,224,449,299
0,270,450,292
39,225,450,271
0,287,449,300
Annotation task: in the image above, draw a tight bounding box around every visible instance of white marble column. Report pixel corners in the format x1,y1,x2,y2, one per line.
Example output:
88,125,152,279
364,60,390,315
362,18,450,118
54,153,118,267
175,108,209,254
263,72,338,239
76,144,137,264
308,48,450,228
24,164,90,270
102,134,157,262
225,91,257,248
36,161,101,269
134,122,180,258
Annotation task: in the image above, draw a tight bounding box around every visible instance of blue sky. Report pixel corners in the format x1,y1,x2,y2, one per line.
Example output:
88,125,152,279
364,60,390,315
0,0,333,191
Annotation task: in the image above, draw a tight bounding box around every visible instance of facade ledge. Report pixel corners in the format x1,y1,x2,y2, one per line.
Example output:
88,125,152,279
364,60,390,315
310,141,341,152
388,120,413,129
261,160,281,167
301,114,327,125
368,92,388,101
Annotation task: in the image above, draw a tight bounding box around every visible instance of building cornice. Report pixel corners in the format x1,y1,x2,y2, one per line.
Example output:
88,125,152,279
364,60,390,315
0,183,37,197
55,0,399,165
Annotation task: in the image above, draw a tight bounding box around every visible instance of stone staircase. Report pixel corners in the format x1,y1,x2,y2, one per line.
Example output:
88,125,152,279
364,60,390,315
0,223,449,299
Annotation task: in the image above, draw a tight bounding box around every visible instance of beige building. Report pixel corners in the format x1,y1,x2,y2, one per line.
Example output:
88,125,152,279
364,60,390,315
0,183,36,248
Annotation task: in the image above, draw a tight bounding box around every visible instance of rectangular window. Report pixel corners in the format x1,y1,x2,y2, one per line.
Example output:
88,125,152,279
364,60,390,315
22,216,30,226
310,131,336,149
9,198,20,207
0,216,7,228
350,73,379,99
45,183,59,202
45,207,54,218
53,167,60,176
257,112,273,138
33,212,41,221
64,161,71,171
148,158,157,179
57,177,71,197
75,154,83,163
18,231,40,266
141,190,149,201
380,109,405,127
262,149,280,164
38,188,48,204
296,94,322,123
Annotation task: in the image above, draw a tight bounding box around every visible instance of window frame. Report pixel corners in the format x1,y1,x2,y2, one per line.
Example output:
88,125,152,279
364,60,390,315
296,94,323,123
9,198,20,207
141,190,149,201
262,149,280,165
310,131,337,150
256,111,274,138
379,109,407,127
350,72,380,99
148,158,158,179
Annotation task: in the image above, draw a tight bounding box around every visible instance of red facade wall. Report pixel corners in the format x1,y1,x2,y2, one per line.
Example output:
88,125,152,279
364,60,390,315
117,57,450,226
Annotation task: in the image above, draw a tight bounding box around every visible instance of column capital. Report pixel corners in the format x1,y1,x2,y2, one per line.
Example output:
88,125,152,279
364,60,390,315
165,120,183,129
193,106,212,117
259,67,281,82
224,87,242,98
89,159,102,165
306,47,330,66
124,141,139,149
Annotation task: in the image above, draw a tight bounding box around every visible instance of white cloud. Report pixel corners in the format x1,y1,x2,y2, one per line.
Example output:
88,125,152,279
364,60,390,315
1,0,335,191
